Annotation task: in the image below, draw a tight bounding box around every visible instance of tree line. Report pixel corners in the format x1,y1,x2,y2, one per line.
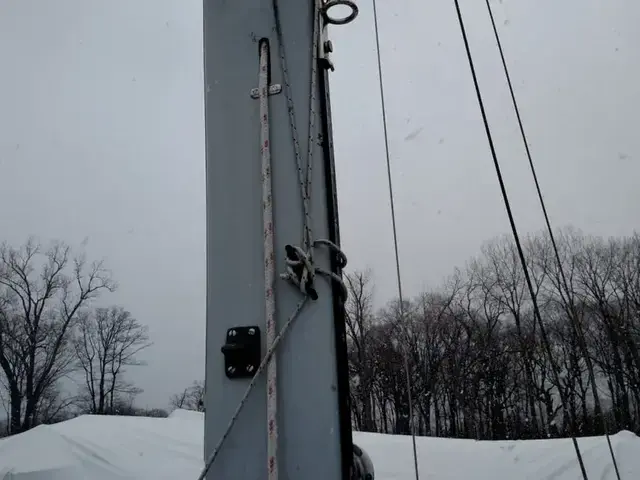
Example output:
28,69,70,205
346,228,640,440
0,238,152,435
5,228,640,444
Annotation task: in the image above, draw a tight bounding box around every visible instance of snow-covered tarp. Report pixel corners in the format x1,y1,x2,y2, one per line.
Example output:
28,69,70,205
0,409,638,479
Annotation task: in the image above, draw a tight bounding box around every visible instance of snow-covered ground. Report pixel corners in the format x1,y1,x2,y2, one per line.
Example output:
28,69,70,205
0,409,638,479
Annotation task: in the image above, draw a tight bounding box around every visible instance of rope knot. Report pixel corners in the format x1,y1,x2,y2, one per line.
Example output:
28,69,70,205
280,239,348,303
281,244,318,300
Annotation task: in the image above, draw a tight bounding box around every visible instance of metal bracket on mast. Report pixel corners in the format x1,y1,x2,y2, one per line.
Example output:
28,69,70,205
318,0,359,72
319,28,335,72
250,84,282,99
221,326,262,379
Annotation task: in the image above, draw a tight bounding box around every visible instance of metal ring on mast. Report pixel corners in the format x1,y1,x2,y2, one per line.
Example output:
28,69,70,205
322,0,359,25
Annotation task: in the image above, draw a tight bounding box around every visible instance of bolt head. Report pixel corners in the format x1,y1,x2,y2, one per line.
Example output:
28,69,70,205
248,328,256,335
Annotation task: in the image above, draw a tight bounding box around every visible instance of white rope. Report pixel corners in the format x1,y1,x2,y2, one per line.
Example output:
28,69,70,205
196,2,355,479
259,38,279,480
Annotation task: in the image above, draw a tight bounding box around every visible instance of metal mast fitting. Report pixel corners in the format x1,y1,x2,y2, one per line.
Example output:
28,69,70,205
318,0,359,71
202,1,361,479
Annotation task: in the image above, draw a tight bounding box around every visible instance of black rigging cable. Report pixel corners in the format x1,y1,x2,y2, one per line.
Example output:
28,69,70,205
483,2,622,478
451,1,590,478
371,0,420,478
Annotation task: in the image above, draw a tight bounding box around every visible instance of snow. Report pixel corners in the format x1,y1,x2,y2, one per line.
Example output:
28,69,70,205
0,410,638,479
359,430,639,479
0,414,202,479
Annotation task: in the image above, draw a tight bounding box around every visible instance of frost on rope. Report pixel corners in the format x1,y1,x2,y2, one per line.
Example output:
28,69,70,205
0,410,638,479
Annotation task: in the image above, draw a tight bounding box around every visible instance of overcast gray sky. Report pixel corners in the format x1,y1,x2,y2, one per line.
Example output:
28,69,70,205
0,0,638,409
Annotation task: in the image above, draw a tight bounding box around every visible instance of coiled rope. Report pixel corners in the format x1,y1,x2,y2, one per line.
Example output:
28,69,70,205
196,1,354,479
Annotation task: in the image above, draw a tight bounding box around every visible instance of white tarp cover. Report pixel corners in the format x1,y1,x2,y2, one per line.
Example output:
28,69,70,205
0,409,639,479
0,411,203,479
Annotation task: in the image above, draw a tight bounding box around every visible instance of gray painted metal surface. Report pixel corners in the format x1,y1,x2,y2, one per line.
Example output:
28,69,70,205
203,1,345,478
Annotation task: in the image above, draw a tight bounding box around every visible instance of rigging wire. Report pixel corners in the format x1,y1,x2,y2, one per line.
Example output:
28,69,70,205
371,0,420,478
450,1,590,478
483,2,622,478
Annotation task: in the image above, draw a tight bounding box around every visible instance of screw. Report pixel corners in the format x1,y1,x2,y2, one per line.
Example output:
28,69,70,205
324,40,333,53
248,328,256,335
246,365,255,373
227,366,236,374
229,329,236,337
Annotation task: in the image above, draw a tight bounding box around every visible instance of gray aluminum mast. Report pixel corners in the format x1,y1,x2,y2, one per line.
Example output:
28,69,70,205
202,1,367,479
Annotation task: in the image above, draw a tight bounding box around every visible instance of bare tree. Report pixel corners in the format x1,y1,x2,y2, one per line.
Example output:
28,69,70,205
0,238,115,433
139,407,169,418
344,270,377,432
170,380,204,412
344,228,640,440
32,381,76,426
74,306,151,414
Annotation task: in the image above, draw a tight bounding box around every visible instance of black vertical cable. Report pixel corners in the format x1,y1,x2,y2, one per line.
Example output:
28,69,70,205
371,0,420,478
483,2,621,477
451,1,589,478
